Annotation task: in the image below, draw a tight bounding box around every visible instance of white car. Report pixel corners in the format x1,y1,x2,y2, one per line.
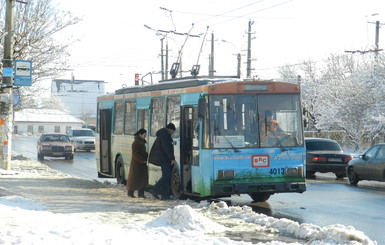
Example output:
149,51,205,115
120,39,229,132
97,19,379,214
67,128,95,152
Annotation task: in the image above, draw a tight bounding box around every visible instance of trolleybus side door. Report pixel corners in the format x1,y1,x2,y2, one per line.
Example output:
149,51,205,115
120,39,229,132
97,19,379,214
99,108,112,175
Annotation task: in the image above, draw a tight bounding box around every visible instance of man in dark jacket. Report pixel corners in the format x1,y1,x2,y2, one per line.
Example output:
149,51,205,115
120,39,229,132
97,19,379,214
148,123,176,200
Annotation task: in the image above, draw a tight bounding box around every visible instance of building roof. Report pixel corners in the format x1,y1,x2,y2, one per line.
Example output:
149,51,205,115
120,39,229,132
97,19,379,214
14,109,85,124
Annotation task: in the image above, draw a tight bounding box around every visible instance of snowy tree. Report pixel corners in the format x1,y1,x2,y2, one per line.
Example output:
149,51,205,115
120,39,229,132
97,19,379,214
279,53,385,150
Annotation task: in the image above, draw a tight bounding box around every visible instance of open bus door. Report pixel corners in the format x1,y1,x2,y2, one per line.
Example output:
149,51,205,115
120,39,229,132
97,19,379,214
180,106,195,192
99,109,112,176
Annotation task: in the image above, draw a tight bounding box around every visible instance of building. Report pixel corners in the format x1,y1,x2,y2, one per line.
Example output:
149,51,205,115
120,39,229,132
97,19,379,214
14,109,84,135
51,79,105,124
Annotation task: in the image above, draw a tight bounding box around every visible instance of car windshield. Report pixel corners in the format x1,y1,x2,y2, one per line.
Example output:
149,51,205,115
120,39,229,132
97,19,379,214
42,135,70,142
306,141,341,151
73,130,94,137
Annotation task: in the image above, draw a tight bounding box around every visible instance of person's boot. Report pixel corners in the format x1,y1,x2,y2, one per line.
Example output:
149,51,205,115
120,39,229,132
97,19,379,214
138,189,145,198
127,190,136,198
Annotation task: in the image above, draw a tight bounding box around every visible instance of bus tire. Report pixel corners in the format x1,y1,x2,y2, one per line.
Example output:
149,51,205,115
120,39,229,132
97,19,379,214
249,192,271,202
171,165,182,199
116,156,126,185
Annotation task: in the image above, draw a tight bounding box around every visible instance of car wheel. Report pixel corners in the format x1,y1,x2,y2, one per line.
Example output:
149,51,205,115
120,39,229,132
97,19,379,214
115,156,125,185
249,192,271,202
306,171,316,179
347,167,359,185
37,152,44,161
170,165,182,199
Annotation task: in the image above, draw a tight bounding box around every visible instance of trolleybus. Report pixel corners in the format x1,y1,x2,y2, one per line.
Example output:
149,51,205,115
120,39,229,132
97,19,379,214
96,76,306,202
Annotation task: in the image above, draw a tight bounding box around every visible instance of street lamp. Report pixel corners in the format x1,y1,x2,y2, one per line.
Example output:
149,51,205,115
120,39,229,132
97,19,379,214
221,39,242,78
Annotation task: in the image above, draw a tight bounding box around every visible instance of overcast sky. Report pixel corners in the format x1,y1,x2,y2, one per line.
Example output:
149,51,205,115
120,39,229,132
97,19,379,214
54,0,385,92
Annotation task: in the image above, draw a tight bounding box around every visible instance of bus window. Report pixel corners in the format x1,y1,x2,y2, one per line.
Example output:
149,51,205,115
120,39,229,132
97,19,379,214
150,97,165,136
258,94,303,147
113,100,124,135
209,95,257,148
167,96,181,138
192,107,200,165
124,100,136,135
138,109,148,132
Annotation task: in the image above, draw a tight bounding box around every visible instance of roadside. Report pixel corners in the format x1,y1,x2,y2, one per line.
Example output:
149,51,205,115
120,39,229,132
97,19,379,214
0,153,176,216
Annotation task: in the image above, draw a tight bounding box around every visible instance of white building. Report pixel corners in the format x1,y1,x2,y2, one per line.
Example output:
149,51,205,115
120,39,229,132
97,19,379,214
14,109,84,135
51,79,105,124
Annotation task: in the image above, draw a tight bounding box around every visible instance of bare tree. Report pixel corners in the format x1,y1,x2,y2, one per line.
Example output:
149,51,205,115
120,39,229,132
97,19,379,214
0,0,80,110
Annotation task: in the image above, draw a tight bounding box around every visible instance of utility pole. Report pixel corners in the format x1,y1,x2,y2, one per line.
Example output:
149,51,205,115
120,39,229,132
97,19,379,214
345,20,384,55
165,41,168,80
237,53,241,78
0,0,15,170
246,20,254,78
209,32,215,77
374,20,380,57
160,38,164,80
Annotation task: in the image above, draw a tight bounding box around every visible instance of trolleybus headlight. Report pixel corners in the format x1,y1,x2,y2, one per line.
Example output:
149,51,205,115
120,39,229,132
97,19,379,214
218,170,235,179
286,167,299,176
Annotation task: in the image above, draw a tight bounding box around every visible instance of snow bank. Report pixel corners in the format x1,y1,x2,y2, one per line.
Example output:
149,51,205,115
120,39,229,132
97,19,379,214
147,204,228,233
200,201,375,245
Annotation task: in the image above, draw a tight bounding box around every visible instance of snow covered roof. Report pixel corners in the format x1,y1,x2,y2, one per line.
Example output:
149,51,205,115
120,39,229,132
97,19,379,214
14,109,84,124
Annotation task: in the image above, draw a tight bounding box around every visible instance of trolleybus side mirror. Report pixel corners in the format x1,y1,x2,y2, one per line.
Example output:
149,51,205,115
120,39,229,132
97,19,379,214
198,98,206,118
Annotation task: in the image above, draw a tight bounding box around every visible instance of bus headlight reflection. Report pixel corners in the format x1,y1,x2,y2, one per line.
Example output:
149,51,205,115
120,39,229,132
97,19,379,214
218,170,235,179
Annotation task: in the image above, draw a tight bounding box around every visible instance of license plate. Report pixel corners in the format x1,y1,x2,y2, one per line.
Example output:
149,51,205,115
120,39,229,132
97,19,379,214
328,158,342,162
52,152,63,156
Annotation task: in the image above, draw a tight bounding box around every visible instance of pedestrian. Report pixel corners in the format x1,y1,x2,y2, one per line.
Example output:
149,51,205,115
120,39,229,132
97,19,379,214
148,123,176,200
125,128,149,198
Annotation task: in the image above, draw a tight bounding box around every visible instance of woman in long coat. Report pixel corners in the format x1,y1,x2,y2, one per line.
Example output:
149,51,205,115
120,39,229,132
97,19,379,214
125,129,148,198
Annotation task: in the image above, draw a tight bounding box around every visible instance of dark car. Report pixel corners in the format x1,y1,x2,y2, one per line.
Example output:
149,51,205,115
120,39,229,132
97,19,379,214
347,143,385,185
305,138,352,178
37,133,74,161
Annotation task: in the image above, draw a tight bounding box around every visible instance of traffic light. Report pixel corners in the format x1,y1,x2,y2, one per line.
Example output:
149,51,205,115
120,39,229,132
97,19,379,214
135,73,139,86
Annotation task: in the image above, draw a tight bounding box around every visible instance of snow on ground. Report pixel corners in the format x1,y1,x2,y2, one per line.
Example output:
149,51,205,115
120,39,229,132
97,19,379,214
0,155,377,245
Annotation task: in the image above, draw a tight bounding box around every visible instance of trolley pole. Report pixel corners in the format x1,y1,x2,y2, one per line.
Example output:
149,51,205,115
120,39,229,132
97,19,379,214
0,0,15,170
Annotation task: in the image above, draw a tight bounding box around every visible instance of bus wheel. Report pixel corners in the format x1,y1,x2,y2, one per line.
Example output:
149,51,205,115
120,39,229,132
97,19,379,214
249,192,271,202
171,165,182,199
116,156,125,185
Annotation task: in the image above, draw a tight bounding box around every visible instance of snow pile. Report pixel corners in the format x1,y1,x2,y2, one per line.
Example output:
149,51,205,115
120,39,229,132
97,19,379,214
0,196,46,211
200,201,375,245
147,204,228,233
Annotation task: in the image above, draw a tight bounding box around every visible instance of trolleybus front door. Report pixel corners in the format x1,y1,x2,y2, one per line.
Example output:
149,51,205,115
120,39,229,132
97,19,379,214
181,106,194,192
99,109,112,175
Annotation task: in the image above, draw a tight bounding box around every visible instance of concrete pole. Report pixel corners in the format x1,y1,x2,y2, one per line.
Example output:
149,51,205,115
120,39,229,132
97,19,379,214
0,0,15,170
209,32,214,77
246,20,253,78
375,21,380,57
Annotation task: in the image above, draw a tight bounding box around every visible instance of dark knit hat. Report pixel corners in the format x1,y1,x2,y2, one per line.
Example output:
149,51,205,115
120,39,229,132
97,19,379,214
134,128,147,136
166,123,176,131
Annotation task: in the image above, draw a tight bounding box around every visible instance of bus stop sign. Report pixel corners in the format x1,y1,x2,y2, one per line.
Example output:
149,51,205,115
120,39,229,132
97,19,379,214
14,60,32,86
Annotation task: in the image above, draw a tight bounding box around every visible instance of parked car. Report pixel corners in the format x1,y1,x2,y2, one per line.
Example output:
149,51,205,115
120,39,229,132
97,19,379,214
305,138,352,178
347,143,385,185
37,133,74,161
67,128,95,152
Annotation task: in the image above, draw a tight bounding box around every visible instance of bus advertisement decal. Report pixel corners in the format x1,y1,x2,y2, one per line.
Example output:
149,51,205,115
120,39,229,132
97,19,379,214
252,155,270,168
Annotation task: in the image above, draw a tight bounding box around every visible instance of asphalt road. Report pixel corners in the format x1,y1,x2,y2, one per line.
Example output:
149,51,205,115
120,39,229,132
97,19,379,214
11,134,385,244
